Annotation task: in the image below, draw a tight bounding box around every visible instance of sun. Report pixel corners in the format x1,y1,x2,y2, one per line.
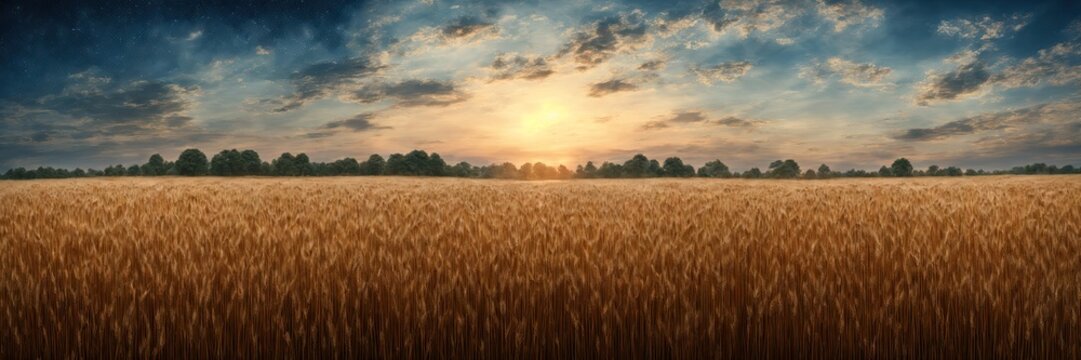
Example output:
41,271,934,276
519,102,566,134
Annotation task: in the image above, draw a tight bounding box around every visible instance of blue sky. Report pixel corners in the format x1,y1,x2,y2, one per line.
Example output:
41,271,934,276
1,0,1079,171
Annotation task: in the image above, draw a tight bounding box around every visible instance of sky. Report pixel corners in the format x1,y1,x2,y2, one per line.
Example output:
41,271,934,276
1,0,1079,171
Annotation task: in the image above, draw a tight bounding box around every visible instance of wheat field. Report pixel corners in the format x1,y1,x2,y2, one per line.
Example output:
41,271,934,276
1,176,1079,357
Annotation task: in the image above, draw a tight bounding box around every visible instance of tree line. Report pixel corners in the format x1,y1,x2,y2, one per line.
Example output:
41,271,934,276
2,148,1078,180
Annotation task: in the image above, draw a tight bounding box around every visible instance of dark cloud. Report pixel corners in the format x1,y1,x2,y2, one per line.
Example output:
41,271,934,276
712,116,763,128
588,78,639,97
643,111,765,130
641,121,670,130
350,79,469,107
275,57,384,112
667,111,706,123
914,61,992,105
0,0,365,99
0,72,200,146
915,39,1080,105
490,54,554,81
896,101,1079,141
638,59,667,71
560,12,650,70
322,113,388,132
441,16,498,40
41,80,198,124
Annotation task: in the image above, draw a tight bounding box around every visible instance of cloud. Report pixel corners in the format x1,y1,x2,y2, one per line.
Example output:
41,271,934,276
275,56,384,112
440,16,499,41
641,121,670,130
255,46,272,55
995,42,1081,88
559,12,651,70
800,57,892,88
915,35,1081,105
39,80,198,126
815,0,883,32
712,116,764,128
702,0,799,38
913,61,992,105
650,11,699,37
895,101,1080,141
307,112,391,138
321,113,389,132
691,61,753,84
186,30,204,41
937,13,1031,41
641,111,765,130
667,111,707,123
489,53,554,81
349,79,469,107
638,59,667,71
2,71,202,144
588,78,639,97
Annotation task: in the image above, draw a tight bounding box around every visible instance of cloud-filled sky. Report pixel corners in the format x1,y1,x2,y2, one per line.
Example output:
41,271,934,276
1,0,1079,170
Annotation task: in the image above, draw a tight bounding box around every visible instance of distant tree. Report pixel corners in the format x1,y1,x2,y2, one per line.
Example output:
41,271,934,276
126,164,141,176
142,154,166,176
698,160,731,178
295,153,314,176
890,158,913,177
744,167,762,178
449,161,474,177
240,150,262,175
803,169,817,179
498,162,519,179
175,149,208,176
879,166,893,177
768,159,800,178
648,159,662,177
210,149,245,176
623,154,652,178
533,162,558,179
428,153,448,176
965,168,978,176
817,164,832,179
557,165,573,179
331,157,361,175
598,162,623,178
577,161,598,178
1062,165,1076,173
272,153,298,176
662,157,694,177
519,162,534,180
927,165,941,176
360,154,385,175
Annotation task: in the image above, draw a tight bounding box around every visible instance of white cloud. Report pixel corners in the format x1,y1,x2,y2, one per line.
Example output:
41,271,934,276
937,13,1031,41
800,57,892,88
691,61,753,84
815,0,884,32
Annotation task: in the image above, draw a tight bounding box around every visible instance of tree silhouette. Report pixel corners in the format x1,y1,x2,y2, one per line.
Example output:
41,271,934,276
175,149,208,176
890,158,913,177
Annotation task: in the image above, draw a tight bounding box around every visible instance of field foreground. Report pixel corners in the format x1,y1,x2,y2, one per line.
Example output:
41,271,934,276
1,177,1080,357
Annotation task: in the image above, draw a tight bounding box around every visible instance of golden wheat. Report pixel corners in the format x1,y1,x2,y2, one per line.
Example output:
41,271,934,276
1,176,1079,357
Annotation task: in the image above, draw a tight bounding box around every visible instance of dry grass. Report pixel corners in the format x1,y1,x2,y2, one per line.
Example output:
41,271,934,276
1,176,1079,357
